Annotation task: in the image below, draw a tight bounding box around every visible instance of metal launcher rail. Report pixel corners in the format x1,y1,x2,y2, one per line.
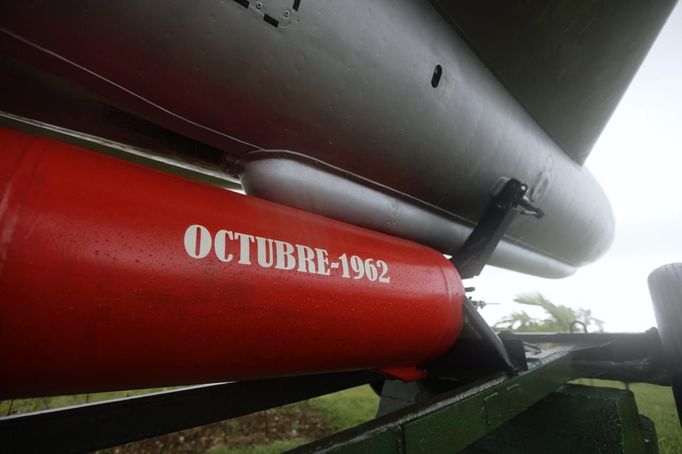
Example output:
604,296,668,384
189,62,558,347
0,329,674,453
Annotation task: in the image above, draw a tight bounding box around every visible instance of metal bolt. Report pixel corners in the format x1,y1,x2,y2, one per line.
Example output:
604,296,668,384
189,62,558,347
255,2,263,9
283,9,290,18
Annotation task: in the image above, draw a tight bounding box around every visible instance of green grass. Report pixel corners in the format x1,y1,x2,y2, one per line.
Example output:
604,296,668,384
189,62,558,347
0,388,171,415
632,383,682,454
208,439,308,454
305,385,380,431
206,385,379,453
575,379,682,454
0,385,380,453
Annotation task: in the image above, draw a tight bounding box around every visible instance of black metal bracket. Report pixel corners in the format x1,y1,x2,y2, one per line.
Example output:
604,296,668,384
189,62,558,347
427,298,526,382
451,177,544,279
424,178,542,382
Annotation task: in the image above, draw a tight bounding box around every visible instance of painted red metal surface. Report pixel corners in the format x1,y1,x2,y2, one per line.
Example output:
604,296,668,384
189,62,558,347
0,127,464,398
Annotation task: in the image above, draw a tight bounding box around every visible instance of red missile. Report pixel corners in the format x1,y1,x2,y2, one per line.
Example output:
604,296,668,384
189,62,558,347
0,127,464,398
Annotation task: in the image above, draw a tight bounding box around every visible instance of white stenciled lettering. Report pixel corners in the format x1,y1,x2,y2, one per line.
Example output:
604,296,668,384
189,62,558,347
315,248,331,276
274,240,296,270
184,224,212,259
234,232,255,265
377,260,390,283
214,229,234,263
296,244,317,273
256,236,275,268
183,225,391,283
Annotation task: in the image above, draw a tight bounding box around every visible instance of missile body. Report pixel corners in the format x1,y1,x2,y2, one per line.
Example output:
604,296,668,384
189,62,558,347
0,128,464,397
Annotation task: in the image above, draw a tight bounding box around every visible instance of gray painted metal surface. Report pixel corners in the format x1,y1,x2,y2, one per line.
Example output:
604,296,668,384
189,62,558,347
239,155,576,278
0,111,242,191
648,263,682,422
649,264,682,370
0,0,629,275
431,0,677,164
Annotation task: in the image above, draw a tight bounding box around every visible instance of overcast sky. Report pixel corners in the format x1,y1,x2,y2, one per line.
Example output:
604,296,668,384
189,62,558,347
474,4,682,332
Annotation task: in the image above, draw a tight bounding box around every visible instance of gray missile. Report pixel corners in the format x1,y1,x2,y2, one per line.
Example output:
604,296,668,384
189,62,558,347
0,0,674,277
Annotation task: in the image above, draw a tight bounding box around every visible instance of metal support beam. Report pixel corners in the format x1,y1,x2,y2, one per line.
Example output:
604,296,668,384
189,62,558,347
292,350,577,453
0,371,379,454
514,330,669,385
462,384,659,454
648,263,682,425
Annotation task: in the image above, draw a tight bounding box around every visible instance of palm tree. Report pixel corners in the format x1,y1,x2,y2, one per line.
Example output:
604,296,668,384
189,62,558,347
494,292,604,333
